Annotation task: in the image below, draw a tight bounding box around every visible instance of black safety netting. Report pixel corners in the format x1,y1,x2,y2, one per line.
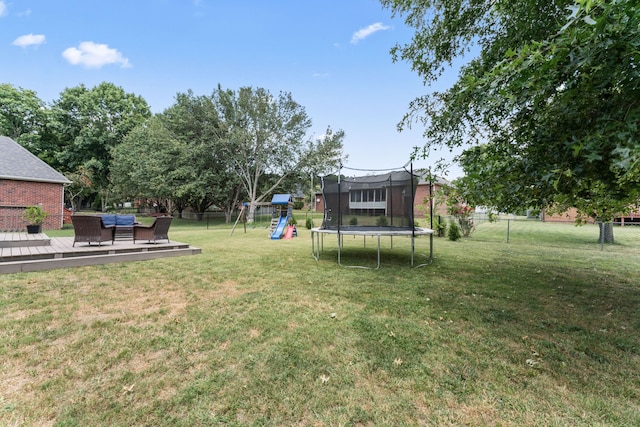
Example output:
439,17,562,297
319,169,418,231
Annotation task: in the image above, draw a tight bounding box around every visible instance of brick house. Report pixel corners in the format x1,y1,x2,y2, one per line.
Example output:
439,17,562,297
0,136,71,231
413,172,450,220
542,207,640,224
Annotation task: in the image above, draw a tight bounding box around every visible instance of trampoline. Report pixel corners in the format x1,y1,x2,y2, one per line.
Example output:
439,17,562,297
312,163,434,269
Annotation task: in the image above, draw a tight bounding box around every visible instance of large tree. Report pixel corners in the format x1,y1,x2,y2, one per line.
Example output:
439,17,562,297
160,90,243,221
111,117,190,216
0,83,48,154
213,86,345,221
382,0,640,233
49,82,151,210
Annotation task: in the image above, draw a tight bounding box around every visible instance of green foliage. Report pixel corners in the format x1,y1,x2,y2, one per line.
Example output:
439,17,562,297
381,0,640,222
213,86,345,222
457,217,474,237
376,216,388,227
349,216,358,226
49,82,151,210
305,217,314,229
448,220,461,241
440,182,474,236
64,167,93,211
0,83,48,153
22,205,48,225
159,90,242,220
293,200,304,210
432,216,447,237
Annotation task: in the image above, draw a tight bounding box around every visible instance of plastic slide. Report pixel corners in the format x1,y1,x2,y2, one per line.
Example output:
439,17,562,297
270,216,288,240
282,225,295,240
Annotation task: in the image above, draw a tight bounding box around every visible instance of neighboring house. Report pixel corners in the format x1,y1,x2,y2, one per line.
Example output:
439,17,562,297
0,136,71,231
313,170,450,223
414,171,450,220
542,207,640,224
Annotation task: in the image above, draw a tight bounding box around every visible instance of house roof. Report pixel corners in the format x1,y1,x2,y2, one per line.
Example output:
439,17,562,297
414,169,452,187
0,136,71,184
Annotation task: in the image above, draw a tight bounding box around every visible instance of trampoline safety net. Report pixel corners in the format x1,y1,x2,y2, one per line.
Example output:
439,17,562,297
319,169,417,231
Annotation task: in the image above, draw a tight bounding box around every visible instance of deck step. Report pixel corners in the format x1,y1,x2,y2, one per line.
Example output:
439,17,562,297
0,233,51,248
0,246,202,274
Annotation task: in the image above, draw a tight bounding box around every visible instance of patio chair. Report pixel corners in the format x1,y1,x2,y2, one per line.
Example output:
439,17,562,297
71,215,116,247
133,216,173,244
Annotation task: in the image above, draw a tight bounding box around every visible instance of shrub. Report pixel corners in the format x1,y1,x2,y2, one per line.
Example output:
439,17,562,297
305,217,313,229
448,220,461,241
458,217,474,237
433,217,447,237
376,216,388,227
349,217,358,226
293,200,304,210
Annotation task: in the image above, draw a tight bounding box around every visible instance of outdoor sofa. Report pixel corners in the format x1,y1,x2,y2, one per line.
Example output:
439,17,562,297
100,214,138,239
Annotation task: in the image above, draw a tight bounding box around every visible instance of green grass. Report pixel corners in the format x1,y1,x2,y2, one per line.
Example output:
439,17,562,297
1,219,639,426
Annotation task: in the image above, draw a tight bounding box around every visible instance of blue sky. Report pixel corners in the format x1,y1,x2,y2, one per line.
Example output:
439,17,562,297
1,0,463,177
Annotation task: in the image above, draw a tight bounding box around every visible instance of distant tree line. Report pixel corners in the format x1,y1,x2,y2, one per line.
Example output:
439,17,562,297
0,82,345,221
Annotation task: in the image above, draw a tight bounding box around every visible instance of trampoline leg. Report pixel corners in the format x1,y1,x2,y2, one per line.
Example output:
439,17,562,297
413,233,434,268
312,230,322,261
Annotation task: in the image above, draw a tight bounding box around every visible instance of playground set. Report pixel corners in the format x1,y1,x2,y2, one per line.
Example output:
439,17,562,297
230,194,297,240
269,194,297,240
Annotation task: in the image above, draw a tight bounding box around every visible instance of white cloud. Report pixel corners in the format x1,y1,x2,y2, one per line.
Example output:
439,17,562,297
350,22,390,44
0,1,8,17
62,41,131,69
12,34,46,48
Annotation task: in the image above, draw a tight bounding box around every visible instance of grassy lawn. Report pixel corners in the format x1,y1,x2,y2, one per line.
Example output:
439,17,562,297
1,219,639,425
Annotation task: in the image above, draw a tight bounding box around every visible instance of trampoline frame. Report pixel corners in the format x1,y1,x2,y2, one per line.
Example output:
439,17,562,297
311,226,434,269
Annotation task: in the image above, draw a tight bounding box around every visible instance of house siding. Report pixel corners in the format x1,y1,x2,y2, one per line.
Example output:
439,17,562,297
0,179,65,231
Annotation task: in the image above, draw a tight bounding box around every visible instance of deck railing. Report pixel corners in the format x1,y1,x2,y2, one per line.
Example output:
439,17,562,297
0,206,27,232
0,206,64,232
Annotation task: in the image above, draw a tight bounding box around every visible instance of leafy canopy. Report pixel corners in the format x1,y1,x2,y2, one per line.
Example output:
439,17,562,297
382,0,640,220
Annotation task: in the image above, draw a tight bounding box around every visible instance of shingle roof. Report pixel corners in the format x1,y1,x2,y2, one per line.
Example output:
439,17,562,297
0,136,71,184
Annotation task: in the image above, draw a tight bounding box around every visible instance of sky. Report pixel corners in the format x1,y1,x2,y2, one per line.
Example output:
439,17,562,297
1,0,464,178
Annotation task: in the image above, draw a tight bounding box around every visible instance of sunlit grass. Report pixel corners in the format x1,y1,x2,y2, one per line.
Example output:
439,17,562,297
1,219,639,425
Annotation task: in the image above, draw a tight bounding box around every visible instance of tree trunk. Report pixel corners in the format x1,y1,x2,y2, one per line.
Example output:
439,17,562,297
247,203,256,223
599,222,615,244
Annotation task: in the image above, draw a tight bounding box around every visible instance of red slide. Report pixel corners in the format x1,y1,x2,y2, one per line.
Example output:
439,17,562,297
283,225,295,240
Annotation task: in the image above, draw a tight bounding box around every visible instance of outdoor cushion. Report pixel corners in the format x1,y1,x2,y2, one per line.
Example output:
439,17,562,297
101,214,117,227
115,215,136,226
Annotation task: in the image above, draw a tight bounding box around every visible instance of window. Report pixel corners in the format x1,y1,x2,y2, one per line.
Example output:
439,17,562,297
349,188,386,205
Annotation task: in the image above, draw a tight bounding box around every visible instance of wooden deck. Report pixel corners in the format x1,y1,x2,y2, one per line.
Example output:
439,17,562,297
0,232,201,274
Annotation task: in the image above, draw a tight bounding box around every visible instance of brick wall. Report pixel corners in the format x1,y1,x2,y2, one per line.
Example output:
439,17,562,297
414,183,447,219
0,179,64,231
